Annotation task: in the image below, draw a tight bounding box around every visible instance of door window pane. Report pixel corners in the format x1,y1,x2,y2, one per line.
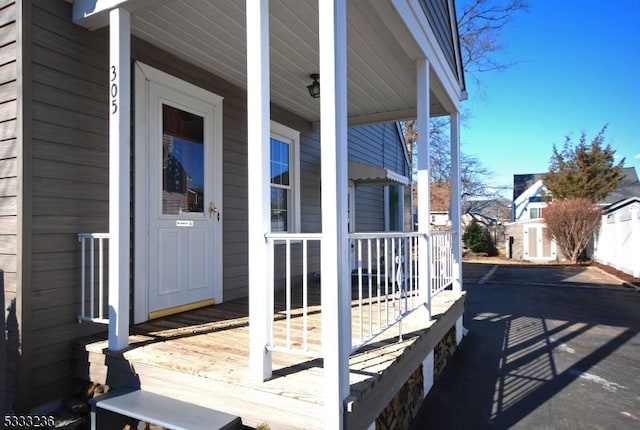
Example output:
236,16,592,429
162,104,205,215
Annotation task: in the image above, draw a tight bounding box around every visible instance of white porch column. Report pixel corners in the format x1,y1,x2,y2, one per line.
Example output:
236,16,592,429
247,0,273,381
319,0,350,428
416,58,431,318
450,111,463,293
108,8,130,351
632,204,640,277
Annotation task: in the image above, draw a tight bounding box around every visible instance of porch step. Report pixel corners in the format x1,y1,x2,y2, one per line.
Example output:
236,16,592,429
91,389,243,430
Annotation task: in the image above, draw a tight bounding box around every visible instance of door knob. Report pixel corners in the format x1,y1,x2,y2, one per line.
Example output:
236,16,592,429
209,203,219,219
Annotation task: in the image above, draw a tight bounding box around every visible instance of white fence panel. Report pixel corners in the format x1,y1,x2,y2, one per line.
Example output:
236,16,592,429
593,202,640,278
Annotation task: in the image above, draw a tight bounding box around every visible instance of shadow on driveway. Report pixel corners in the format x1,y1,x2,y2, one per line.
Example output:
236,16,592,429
411,263,640,429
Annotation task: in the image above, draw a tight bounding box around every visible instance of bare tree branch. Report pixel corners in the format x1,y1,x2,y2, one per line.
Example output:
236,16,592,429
401,0,528,208
457,0,529,88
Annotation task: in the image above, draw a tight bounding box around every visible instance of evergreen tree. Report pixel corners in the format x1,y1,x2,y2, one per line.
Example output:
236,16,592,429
543,126,624,202
462,219,491,253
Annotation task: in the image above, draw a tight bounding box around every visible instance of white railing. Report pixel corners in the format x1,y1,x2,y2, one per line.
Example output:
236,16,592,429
431,231,455,295
79,229,456,353
266,231,456,357
77,233,109,324
265,232,323,357
349,232,422,351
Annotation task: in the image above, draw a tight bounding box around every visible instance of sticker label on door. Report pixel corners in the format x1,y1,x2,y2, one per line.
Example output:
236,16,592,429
176,220,194,227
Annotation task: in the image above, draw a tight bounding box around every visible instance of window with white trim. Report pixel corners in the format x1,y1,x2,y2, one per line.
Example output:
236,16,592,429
384,185,404,232
270,121,300,233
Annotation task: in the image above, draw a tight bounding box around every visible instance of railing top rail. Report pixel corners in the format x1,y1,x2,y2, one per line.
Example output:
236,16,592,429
264,231,456,241
349,231,424,239
265,232,323,240
431,230,456,236
77,232,110,239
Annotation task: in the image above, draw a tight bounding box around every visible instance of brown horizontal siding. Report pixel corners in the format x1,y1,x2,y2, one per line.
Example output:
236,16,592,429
21,0,109,410
0,0,16,415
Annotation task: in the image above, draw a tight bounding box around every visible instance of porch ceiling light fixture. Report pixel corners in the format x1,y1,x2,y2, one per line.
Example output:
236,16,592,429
307,73,320,98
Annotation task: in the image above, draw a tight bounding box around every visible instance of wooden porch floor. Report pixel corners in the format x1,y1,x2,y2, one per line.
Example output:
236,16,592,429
76,285,465,429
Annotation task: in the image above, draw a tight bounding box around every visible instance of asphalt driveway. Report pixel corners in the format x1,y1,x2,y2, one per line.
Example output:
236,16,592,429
411,263,640,429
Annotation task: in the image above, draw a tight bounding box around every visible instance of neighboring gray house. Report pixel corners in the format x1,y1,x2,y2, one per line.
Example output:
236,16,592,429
1,1,467,427
511,173,548,222
508,174,556,260
597,167,640,206
507,168,640,261
512,168,640,222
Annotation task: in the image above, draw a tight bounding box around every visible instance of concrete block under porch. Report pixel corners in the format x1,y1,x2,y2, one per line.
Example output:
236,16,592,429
75,287,464,429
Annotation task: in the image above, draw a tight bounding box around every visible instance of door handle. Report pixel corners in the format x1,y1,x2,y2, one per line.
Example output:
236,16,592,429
209,202,219,220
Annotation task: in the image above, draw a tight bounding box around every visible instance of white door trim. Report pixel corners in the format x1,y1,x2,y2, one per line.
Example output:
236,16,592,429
348,181,355,270
134,62,224,323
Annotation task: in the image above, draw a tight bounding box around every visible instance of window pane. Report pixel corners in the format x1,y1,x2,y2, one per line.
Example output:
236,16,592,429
271,187,288,232
162,104,205,215
270,138,289,186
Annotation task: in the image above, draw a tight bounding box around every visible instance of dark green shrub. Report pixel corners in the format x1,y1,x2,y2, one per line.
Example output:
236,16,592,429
463,218,491,253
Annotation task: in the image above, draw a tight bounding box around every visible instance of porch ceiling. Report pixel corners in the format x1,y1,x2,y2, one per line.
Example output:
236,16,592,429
101,0,452,124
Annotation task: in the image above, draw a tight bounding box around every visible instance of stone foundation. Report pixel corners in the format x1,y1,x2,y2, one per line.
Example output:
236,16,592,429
434,326,457,379
374,365,424,430
374,325,458,430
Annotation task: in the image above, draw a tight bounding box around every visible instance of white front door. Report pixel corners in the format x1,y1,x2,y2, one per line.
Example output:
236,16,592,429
134,63,223,322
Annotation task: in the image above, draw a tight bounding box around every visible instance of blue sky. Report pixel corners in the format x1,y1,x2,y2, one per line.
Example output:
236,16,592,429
460,0,640,196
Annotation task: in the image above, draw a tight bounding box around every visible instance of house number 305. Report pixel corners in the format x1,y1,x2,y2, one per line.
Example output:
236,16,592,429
110,65,118,114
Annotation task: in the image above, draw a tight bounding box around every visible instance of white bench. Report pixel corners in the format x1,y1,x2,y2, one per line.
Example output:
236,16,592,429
91,389,242,430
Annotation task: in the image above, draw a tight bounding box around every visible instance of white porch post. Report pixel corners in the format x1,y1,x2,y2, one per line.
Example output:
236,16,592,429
108,8,130,351
449,111,463,293
319,0,350,428
631,203,640,277
247,0,273,381
416,58,431,317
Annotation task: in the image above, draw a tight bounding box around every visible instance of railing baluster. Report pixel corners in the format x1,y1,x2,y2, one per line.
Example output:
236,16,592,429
384,237,389,326
90,238,95,319
409,236,414,308
358,238,363,344
269,237,275,350
391,238,396,314
302,239,308,351
367,238,372,338
376,238,381,333
80,236,86,320
286,238,291,349
77,233,109,324
98,237,104,320
401,238,407,313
